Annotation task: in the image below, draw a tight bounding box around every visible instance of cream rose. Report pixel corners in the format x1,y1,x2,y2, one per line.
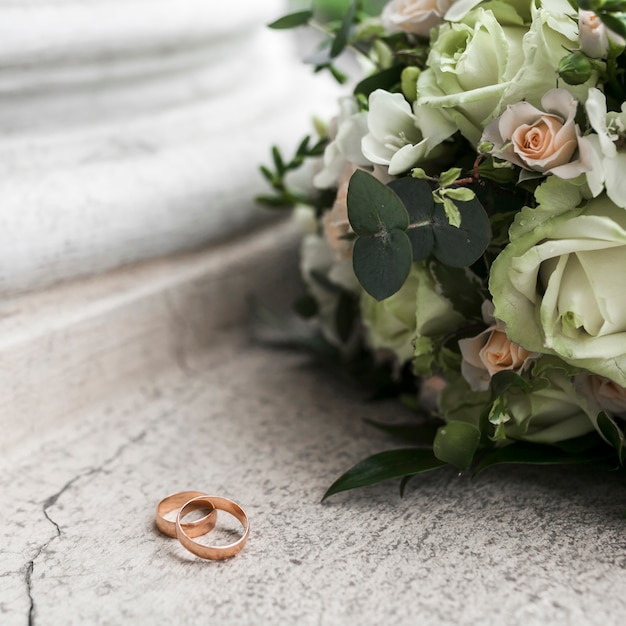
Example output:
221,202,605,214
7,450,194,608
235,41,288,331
417,1,592,145
490,179,626,387
381,0,454,38
459,301,536,391
482,88,593,179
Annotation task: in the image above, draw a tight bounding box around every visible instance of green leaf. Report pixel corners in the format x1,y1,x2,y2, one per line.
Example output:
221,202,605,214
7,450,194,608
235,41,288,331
439,167,463,187
267,10,314,29
348,170,409,235
433,421,481,470
429,263,484,320
353,65,404,98
329,0,357,58
597,412,626,465
473,441,611,476
552,432,606,454
293,294,318,318
335,292,356,343
352,230,412,300
364,419,439,445
431,196,492,267
388,177,435,262
271,146,285,175
322,448,448,500
490,370,532,397
599,13,626,39
442,196,462,228
444,187,476,202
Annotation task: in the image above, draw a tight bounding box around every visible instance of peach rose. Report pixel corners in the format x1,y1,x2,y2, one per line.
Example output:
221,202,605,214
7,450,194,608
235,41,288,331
322,165,354,261
575,373,626,418
481,88,594,179
381,0,454,38
459,301,536,391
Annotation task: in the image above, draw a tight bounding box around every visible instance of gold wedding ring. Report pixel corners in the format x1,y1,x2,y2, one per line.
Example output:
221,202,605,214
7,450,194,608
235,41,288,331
155,491,217,538
176,495,250,560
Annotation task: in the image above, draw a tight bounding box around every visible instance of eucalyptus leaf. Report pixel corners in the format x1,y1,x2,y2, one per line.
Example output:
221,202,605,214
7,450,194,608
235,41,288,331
267,10,314,29
388,177,435,261
431,196,492,267
433,421,481,470
322,448,448,500
348,170,409,235
352,230,412,300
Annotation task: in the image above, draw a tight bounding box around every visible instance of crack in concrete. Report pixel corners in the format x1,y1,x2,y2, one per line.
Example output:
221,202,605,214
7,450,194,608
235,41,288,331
25,428,148,625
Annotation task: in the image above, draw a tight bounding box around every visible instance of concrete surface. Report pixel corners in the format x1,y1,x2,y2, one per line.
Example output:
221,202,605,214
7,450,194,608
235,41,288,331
0,222,625,626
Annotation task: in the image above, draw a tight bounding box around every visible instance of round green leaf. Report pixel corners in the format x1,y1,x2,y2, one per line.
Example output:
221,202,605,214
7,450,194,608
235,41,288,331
348,170,409,235
388,178,435,261
431,196,491,267
352,229,412,301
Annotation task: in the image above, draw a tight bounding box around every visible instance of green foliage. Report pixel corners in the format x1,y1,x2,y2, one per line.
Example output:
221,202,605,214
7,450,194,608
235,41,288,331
322,448,448,500
348,171,413,300
256,135,331,211
597,412,626,465
473,439,613,476
267,10,313,29
347,173,492,300
433,421,481,470
352,232,413,301
353,65,404,99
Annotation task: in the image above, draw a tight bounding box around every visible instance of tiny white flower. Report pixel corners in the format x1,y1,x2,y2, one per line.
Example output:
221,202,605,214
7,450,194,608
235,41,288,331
361,90,443,175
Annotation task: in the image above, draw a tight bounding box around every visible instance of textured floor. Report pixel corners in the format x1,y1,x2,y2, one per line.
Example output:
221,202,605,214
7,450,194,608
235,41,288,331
1,332,625,626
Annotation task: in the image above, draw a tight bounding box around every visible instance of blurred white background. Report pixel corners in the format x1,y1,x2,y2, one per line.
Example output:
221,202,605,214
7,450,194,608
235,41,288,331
0,0,340,296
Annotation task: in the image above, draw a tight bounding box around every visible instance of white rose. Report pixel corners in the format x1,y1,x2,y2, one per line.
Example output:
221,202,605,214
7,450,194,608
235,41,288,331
418,1,592,145
584,88,626,208
381,0,454,38
313,98,371,189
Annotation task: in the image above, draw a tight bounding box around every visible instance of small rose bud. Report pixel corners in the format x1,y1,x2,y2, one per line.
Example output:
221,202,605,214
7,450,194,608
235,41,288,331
401,66,421,102
558,51,593,85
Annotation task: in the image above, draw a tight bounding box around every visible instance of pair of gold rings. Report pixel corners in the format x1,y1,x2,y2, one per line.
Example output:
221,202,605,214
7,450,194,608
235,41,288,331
155,491,249,560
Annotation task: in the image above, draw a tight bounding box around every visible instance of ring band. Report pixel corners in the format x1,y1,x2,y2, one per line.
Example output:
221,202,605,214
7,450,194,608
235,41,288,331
176,495,250,560
155,491,217,538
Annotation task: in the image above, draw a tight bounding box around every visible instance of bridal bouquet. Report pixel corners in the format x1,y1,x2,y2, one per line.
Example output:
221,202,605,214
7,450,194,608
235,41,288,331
259,0,626,498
